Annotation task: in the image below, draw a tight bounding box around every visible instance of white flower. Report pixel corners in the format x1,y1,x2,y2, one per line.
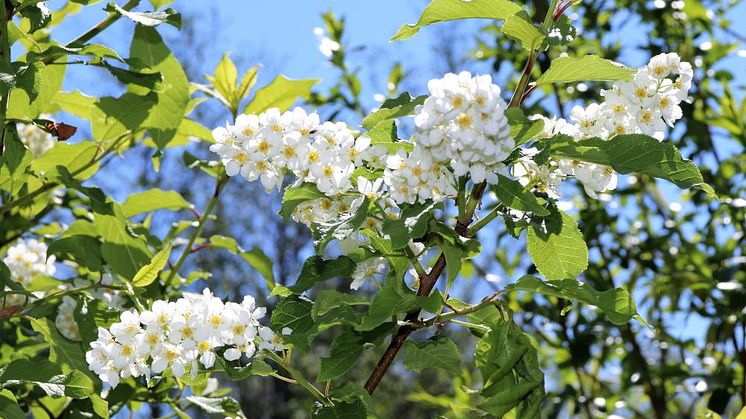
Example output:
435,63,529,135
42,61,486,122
512,148,564,200
257,326,287,352
55,296,81,341
357,176,384,201
3,239,56,288
110,311,141,344
647,52,680,79
351,257,388,290
570,103,607,138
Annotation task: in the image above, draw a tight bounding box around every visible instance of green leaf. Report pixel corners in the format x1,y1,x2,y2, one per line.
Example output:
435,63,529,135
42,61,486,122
150,0,175,8
91,92,156,141
441,242,464,288
547,14,577,47
30,141,100,180
217,357,275,381
312,290,369,320
475,310,544,418
93,206,152,279
132,244,172,287
121,188,192,217
75,298,120,347
244,74,319,114
493,174,550,216
98,61,163,89
290,256,356,293
7,61,65,119
380,202,434,249
0,359,63,383
129,25,190,148
501,12,546,51
392,0,521,41
208,235,275,290
527,210,588,280
506,106,544,146
47,236,104,271
269,297,317,352
279,183,326,220
535,55,634,86
508,275,640,325
361,92,426,129
29,318,98,383
29,42,125,63
209,53,238,104
0,61,17,96
317,331,364,381
357,274,441,331
364,120,412,154
19,4,51,33
236,66,259,104
402,334,462,376
52,90,96,119
546,134,715,196
0,390,24,419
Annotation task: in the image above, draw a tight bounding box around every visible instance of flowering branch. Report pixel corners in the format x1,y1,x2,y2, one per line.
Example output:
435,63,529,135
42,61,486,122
362,0,564,396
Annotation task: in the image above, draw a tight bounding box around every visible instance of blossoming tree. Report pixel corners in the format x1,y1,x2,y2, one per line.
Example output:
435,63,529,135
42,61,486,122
0,0,738,417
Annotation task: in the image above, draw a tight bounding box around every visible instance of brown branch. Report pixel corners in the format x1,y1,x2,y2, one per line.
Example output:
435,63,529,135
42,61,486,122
364,255,446,393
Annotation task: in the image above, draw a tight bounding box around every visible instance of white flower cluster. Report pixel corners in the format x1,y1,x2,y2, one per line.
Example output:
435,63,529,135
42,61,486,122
515,53,692,198
414,71,514,185
55,274,125,341
211,72,514,207
211,107,382,195
18,119,56,158
2,239,56,308
86,289,286,388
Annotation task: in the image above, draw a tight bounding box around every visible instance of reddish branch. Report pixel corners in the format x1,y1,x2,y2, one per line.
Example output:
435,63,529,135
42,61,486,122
364,256,447,393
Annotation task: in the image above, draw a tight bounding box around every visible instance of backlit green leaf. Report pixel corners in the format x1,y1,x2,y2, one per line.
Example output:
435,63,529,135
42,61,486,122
392,0,521,41
132,244,172,287
535,55,634,86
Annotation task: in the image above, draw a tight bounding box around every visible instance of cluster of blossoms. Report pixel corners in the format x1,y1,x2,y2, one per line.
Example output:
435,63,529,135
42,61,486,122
211,107,384,195
2,239,56,308
515,53,692,198
211,72,514,206
18,118,56,158
55,273,125,341
382,72,513,204
86,289,287,388
414,71,514,185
